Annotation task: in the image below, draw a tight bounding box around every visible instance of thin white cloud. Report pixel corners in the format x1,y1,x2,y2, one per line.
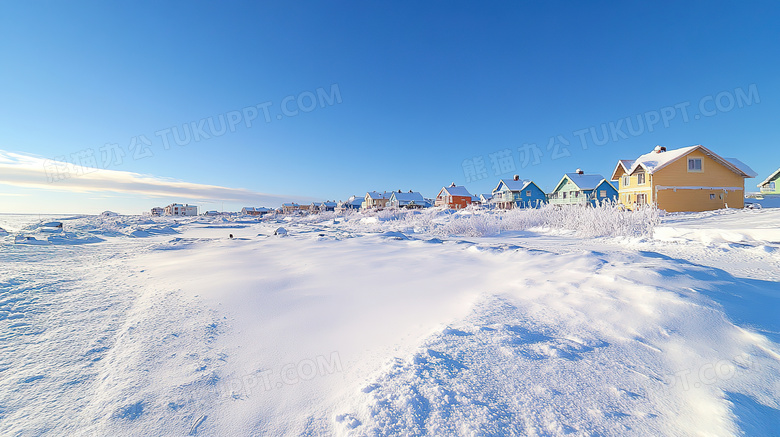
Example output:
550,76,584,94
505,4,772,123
0,150,311,206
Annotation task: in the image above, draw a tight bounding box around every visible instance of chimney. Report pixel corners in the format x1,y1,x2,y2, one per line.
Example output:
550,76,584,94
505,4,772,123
450,182,456,187
576,168,584,175
513,174,520,181
654,145,667,153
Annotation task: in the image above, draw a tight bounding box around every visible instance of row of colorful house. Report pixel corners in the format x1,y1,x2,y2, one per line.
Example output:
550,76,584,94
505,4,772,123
157,145,775,216
322,145,765,213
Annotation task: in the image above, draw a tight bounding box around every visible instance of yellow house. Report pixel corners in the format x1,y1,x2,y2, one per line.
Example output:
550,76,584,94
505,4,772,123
611,145,757,212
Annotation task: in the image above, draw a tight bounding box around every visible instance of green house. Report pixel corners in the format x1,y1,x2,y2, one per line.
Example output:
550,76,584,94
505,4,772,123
757,167,780,195
547,170,618,206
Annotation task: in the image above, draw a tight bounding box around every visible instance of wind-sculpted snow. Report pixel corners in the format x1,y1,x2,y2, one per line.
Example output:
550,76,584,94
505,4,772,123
0,208,779,436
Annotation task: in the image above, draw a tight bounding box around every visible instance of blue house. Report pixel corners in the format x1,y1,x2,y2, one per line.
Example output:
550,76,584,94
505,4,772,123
491,175,547,209
547,170,618,207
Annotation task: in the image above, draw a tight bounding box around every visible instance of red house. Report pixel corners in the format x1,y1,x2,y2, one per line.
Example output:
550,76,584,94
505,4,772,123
435,183,474,209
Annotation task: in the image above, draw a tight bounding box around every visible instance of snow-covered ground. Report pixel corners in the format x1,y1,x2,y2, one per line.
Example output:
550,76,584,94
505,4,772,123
1,207,779,436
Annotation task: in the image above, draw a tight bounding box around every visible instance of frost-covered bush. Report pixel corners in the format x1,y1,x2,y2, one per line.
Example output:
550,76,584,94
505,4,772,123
285,202,660,239
497,202,660,238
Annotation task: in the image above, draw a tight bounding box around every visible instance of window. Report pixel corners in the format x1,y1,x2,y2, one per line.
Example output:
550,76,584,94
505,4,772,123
688,158,703,172
622,175,629,187
710,193,716,200
719,193,723,200
600,190,606,197
637,193,647,205
562,192,567,199
636,172,646,185
526,190,532,196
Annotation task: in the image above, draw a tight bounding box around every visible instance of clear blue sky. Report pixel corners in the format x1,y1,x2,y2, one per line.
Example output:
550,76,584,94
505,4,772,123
1,1,779,213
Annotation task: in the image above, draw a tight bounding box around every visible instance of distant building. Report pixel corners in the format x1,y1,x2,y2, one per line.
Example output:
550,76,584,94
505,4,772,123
363,191,392,209
435,183,473,209
337,196,363,212
757,167,780,195
151,207,164,216
548,170,617,207
388,190,427,209
241,207,271,216
281,203,299,214
203,210,221,216
491,175,547,209
164,203,198,216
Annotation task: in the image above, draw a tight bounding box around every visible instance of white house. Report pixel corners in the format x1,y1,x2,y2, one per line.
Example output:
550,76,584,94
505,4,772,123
388,190,427,209
164,203,198,216
151,207,164,216
362,191,392,209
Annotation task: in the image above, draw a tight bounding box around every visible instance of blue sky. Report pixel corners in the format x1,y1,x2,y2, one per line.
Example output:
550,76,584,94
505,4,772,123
1,1,779,213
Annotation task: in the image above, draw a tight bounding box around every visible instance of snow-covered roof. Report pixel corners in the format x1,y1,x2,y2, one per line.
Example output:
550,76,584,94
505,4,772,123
493,178,532,193
723,158,757,178
282,203,298,207
594,179,617,192
441,185,472,197
390,191,425,203
321,201,337,207
366,191,391,200
758,167,780,187
563,173,607,190
614,145,756,179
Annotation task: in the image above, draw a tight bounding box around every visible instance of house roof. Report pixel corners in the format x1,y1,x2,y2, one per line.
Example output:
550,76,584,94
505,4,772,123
613,145,757,180
321,201,337,207
724,158,758,178
366,191,391,200
390,191,425,203
557,173,607,191
440,185,472,197
758,167,780,187
594,179,617,192
493,178,532,193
